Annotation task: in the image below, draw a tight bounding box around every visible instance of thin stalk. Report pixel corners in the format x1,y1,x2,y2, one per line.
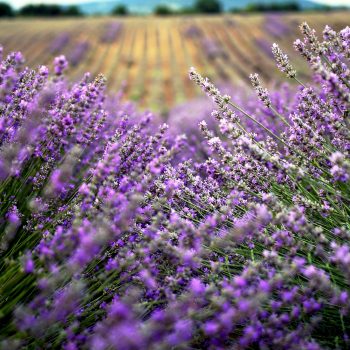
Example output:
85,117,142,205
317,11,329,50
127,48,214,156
294,76,307,88
270,106,291,127
229,100,336,178
228,100,291,148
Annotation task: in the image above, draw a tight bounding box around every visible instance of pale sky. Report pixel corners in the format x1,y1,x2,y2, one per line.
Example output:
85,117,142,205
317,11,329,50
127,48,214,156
313,0,350,4
5,0,350,9
7,0,93,8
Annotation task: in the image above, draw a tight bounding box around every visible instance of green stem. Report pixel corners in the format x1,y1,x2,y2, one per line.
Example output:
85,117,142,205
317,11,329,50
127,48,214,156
294,76,306,88
228,101,290,148
270,106,291,127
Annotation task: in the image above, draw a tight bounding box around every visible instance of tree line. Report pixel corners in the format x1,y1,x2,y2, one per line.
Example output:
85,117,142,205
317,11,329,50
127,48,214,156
0,3,83,17
0,0,345,18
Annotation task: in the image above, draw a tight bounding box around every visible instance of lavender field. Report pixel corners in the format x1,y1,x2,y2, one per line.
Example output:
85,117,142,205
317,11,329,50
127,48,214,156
0,10,350,350
0,12,348,111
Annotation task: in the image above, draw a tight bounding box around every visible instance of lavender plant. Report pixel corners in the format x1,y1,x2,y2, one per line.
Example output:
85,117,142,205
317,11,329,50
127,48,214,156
201,38,228,60
50,32,70,54
68,41,90,67
100,22,123,43
0,22,349,350
264,14,291,39
255,37,275,59
183,24,203,38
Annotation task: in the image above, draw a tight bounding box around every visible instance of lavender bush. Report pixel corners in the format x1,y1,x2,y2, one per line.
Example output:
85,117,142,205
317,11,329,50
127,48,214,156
183,24,203,39
255,37,275,58
68,41,90,67
0,23,350,349
264,15,291,39
50,32,70,54
200,38,228,60
100,22,123,43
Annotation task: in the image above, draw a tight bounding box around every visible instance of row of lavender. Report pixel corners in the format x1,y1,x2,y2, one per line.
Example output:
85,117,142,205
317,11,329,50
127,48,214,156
184,15,293,62
0,23,349,349
52,15,289,71
49,21,123,67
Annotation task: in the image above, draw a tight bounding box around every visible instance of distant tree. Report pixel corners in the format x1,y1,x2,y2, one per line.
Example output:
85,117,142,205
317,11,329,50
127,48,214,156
245,2,300,12
178,7,197,15
314,5,332,12
19,4,82,17
19,4,62,16
194,0,222,13
63,5,83,16
154,5,174,15
0,2,14,17
112,4,129,16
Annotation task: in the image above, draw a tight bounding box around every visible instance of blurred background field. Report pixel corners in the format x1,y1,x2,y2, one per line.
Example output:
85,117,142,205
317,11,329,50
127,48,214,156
0,7,349,112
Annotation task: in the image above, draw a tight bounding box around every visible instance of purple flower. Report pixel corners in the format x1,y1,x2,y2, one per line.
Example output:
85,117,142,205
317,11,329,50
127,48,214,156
54,55,68,75
1,21,350,350
23,254,35,273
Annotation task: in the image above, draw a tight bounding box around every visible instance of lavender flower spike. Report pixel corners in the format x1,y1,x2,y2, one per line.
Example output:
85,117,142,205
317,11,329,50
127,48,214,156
249,73,271,108
272,43,297,79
